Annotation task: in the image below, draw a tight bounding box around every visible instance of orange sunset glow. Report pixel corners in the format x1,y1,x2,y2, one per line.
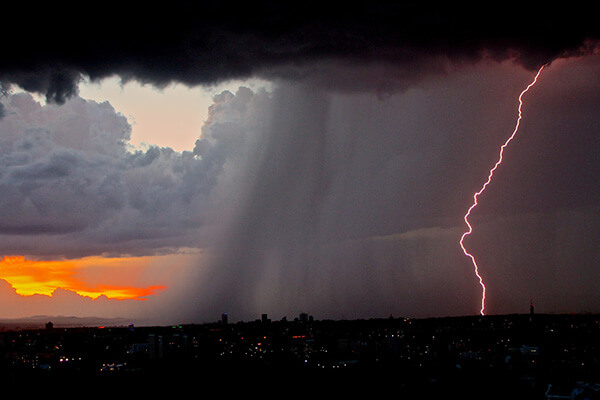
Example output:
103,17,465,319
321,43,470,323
0,256,166,300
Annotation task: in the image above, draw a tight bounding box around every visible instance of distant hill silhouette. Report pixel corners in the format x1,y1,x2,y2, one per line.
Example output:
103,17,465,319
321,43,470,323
0,315,131,329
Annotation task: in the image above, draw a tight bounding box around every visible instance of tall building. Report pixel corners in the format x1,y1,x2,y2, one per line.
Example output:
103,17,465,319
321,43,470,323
221,313,228,325
148,334,164,360
530,298,535,316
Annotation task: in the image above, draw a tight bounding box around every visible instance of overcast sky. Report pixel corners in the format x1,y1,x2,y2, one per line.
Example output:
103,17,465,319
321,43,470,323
0,1,599,324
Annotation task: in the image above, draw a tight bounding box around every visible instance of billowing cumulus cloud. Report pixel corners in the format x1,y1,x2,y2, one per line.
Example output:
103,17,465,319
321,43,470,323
0,91,249,259
1,1,599,104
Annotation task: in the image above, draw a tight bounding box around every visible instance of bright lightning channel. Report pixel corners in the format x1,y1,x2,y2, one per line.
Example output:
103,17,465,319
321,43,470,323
460,65,545,316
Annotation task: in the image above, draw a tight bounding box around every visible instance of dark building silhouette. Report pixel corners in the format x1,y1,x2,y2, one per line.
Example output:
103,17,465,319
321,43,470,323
2,312,600,398
148,333,163,360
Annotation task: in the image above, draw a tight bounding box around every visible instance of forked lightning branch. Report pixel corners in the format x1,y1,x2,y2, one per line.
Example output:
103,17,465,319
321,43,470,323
460,65,545,316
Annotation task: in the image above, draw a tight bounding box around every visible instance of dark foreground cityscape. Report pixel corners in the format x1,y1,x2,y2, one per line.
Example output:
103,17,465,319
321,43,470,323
1,311,599,398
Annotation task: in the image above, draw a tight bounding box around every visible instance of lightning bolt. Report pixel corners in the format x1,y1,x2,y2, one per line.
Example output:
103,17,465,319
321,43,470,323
460,65,545,316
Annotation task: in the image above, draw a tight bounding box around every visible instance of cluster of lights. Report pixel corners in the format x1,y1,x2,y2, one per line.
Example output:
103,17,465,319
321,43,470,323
59,357,82,362
99,362,125,372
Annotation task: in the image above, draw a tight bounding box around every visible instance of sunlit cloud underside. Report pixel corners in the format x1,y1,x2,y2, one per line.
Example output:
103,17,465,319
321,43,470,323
0,256,165,300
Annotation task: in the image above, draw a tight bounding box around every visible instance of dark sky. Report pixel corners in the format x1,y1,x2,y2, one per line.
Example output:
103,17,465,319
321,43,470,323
1,1,599,322
2,1,598,103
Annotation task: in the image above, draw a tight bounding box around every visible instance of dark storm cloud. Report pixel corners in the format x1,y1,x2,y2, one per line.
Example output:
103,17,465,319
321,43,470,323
180,57,600,321
2,1,599,103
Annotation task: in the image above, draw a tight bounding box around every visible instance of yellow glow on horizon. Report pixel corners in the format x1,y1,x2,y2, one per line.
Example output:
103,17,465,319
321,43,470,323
0,256,166,300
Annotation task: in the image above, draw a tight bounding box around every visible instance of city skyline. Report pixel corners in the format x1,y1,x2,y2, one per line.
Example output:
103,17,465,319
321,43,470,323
2,311,599,399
